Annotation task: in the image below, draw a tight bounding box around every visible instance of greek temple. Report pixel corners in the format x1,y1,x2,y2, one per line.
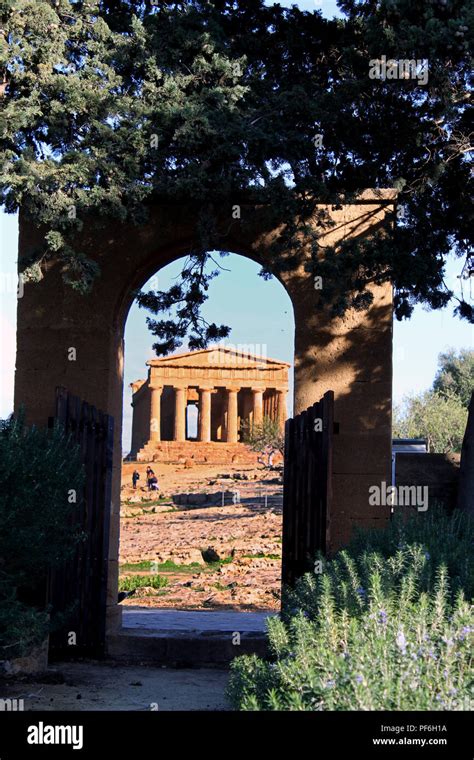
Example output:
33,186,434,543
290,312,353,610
129,347,289,460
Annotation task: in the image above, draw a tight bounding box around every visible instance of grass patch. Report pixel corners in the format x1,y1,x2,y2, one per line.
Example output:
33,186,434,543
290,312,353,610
119,561,153,573
122,497,171,508
153,560,203,573
212,582,232,591
119,557,234,575
242,553,280,560
118,574,168,592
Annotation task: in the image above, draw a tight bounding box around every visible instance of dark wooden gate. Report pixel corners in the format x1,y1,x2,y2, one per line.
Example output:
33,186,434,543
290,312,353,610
282,391,334,588
47,387,114,658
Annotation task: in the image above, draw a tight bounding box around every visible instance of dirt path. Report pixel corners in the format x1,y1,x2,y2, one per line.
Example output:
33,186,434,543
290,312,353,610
1,662,231,711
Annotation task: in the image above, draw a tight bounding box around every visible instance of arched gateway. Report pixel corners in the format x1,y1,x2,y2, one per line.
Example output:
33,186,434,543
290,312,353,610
14,192,394,633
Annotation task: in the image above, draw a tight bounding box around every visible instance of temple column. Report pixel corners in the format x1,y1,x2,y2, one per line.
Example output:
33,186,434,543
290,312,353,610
173,386,187,441
251,388,264,426
276,389,288,431
242,390,253,430
225,387,240,443
272,392,278,420
198,387,212,442
149,385,163,442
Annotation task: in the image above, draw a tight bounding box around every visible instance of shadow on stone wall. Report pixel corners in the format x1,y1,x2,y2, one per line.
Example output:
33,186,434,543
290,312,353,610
395,453,461,511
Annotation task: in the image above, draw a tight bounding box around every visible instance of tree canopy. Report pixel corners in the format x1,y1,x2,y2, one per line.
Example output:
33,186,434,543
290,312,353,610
433,348,474,407
242,415,284,469
394,348,473,452
1,0,472,352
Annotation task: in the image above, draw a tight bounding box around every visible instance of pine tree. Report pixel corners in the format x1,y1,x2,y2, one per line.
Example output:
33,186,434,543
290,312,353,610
1,0,472,353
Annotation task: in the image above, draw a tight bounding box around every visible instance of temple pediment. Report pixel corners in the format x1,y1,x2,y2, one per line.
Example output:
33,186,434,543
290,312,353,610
146,347,290,370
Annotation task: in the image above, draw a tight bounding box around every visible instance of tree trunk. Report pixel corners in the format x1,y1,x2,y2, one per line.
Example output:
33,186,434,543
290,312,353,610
457,391,474,514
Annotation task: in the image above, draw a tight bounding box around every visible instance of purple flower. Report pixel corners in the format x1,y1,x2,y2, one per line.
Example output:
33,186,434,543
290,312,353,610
396,629,407,654
355,675,364,684
378,609,388,625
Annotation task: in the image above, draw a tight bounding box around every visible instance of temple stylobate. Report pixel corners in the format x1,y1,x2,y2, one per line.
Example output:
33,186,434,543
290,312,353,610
129,347,289,461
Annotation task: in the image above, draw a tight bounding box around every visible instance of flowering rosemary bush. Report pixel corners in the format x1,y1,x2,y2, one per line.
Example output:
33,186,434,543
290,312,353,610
345,506,474,599
228,511,473,711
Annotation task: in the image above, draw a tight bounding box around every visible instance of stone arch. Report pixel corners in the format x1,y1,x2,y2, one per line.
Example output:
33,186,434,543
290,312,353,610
14,192,395,633
124,250,295,458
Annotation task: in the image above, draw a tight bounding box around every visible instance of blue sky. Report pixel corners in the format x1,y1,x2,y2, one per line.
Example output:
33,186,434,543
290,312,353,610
273,0,341,13
0,0,472,451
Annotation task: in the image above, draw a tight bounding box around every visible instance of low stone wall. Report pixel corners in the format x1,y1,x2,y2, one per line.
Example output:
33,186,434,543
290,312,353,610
395,453,460,510
172,490,241,507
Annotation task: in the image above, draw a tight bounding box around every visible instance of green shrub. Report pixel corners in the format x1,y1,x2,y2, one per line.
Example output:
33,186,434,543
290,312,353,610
0,586,50,661
344,506,474,600
118,574,168,592
228,509,474,711
0,413,85,659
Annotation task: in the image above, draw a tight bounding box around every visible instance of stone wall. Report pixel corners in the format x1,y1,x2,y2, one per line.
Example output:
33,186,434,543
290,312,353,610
395,453,460,511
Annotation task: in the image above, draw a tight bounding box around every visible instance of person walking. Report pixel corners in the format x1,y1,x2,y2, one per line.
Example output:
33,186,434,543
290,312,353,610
132,469,140,489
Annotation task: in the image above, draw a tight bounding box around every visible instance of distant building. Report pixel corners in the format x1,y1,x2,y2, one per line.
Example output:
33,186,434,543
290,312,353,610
129,346,289,461
392,438,428,486
392,438,429,454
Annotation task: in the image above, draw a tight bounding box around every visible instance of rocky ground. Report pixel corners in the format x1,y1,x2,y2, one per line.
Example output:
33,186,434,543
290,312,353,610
120,461,283,611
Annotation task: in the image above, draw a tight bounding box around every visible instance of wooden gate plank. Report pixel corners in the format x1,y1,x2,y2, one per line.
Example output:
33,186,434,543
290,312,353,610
47,388,114,658
282,392,333,589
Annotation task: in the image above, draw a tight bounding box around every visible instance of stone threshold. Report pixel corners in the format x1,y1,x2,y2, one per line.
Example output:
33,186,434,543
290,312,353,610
106,608,274,667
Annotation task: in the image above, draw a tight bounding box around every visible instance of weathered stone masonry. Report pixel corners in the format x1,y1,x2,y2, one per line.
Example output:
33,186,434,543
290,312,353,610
14,191,395,633
129,347,289,459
